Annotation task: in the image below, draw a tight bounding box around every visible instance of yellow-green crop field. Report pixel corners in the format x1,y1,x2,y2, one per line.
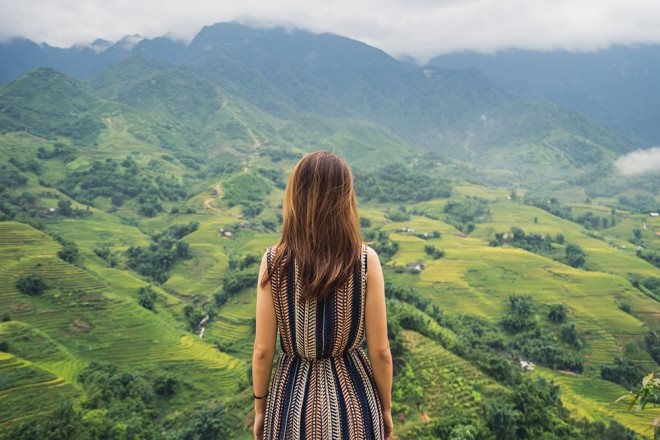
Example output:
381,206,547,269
1,178,658,437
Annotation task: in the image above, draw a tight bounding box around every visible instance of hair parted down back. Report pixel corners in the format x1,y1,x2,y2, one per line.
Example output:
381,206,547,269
262,151,362,301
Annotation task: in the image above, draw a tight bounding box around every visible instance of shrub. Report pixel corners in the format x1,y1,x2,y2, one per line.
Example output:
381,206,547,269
619,302,632,314
16,274,47,295
443,198,490,234
168,402,235,439
385,209,411,222
565,244,586,268
424,245,445,259
137,285,157,311
547,304,567,323
222,173,271,207
502,295,536,333
242,202,265,218
370,230,399,261
637,249,660,268
93,244,118,267
57,241,79,264
645,330,660,364
486,399,520,439
222,268,258,295
600,357,644,389
153,374,178,397
183,305,207,332
356,163,451,203
559,323,581,347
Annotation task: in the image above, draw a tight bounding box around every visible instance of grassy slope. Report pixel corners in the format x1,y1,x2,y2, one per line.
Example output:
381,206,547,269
375,186,658,437
535,367,660,438
155,176,658,436
2,143,658,436
0,71,658,436
0,221,246,429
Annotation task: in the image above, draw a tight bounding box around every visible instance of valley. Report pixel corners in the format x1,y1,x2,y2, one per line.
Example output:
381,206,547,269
0,22,658,439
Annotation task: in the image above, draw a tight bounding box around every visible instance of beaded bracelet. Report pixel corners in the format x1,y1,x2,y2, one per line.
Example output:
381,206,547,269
253,391,269,399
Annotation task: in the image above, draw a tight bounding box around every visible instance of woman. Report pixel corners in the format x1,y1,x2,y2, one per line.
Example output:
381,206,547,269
252,151,393,439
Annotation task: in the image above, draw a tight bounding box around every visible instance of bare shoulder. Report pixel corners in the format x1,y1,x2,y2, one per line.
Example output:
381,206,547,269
364,244,378,258
364,245,382,274
365,245,380,260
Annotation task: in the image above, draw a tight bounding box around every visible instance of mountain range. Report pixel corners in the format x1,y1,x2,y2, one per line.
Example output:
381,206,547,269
430,46,660,147
3,22,658,195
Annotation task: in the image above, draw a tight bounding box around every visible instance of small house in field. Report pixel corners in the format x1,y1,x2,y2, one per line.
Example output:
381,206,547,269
520,360,535,371
219,228,234,238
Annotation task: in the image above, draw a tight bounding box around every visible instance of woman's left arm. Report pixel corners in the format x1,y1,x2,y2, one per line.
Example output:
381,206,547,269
252,251,277,438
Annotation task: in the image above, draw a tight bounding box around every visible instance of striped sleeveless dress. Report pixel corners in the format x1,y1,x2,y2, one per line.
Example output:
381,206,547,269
263,245,384,440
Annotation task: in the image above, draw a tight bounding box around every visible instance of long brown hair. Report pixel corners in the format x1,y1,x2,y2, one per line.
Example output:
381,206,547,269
262,151,362,300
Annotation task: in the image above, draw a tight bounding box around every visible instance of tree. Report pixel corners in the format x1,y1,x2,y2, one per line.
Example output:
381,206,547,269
170,402,234,439
560,323,581,347
486,399,520,439
502,294,536,333
565,244,586,268
547,304,567,323
175,241,190,258
153,374,178,397
57,199,73,216
644,330,660,364
16,274,47,295
424,245,445,259
138,285,157,311
601,357,644,389
57,241,79,264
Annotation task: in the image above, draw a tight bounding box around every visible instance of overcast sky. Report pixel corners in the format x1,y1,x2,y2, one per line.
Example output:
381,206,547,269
2,0,660,62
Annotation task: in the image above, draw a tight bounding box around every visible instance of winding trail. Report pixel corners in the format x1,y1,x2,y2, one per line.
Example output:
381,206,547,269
203,184,223,213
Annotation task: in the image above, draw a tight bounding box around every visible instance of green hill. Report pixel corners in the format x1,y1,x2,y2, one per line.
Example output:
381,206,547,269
0,49,658,438
0,68,105,144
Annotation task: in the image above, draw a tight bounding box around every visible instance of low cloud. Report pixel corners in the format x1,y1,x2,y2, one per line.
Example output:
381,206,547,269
614,147,660,176
3,1,660,62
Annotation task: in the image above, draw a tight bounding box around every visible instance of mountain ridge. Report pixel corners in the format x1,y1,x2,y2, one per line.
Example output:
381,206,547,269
429,46,660,146
1,22,640,190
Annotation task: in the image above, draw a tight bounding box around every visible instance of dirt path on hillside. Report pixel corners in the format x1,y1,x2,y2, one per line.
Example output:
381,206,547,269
243,129,263,172
248,128,262,150
103,116,123,131
203,184,223,213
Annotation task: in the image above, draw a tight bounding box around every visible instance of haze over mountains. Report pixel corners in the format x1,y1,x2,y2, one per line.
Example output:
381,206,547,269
2,22,659,197
430,46,660,147
2,22,660,148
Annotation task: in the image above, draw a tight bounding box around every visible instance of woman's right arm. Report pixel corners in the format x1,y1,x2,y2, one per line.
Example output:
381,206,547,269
364,246,393,438
252,251,277,439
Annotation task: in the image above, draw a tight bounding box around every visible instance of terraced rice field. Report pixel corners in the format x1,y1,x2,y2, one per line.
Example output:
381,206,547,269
1,182,657,435
0,351,80,427
0,221,246,426
535,367,660,438
397,330,504,438
207,290,256,359
379,202,658,372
